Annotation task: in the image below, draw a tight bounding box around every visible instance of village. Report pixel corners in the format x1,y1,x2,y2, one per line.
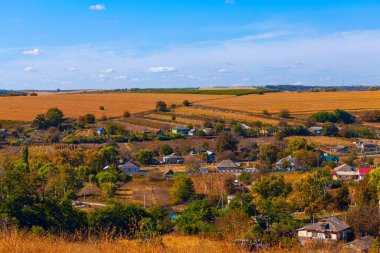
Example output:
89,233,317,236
1,96,380,252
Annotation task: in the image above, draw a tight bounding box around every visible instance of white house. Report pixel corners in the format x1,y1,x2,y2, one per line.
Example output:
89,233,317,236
333,164,359,181
275,155,298,170
216,159,242,173
297,217,351,245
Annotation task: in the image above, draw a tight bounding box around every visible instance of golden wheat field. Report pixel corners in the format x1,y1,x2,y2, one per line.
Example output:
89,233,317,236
175,107,280,125
0,93,230,121
196,91,380,116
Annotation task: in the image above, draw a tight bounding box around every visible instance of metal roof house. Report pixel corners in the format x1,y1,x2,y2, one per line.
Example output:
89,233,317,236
297,217,352,245
171,125,189,135
118,160,141,174
333,164,358,180
163,153,184,164
216,159,242,173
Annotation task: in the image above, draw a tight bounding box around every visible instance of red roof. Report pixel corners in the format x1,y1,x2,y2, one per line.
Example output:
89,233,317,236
358,168,374,175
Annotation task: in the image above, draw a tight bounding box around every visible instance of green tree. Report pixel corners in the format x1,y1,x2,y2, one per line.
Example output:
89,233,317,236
335,185,350,211
254,174,292,199
136,149,155,165
156,101,167,112
88,201,148,236
123,110,131,117
83,114,96,124
171,175,195,203
322,123,339,136
158,144,174,156
45,108,64,127
215,132,238,153
174,200,214,234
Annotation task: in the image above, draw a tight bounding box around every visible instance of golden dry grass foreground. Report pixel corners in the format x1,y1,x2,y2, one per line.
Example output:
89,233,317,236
0,230,348,253
196,90,380,116
0,93,230,121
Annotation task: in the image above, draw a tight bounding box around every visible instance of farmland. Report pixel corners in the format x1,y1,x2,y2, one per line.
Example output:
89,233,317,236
196,90,380,117
0,93,231,121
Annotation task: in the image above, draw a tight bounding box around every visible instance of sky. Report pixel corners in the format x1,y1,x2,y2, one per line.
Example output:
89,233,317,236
1,0,380,90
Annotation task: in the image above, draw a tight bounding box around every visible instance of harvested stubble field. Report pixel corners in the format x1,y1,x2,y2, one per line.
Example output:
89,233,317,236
195,91,380,116
284,136,354,147
144,113,204,126
175,107,280,125
0,93,230,121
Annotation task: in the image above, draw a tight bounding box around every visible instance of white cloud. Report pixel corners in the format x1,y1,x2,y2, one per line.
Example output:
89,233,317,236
114,75,127,80
146,66,177,73
24,66,36,73
89,4,106,11
66,66,78,72
99,68,115,74
22,48,41,56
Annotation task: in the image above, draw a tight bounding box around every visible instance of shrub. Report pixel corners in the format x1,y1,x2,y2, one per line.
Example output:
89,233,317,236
156,101,167,112
99,105,105,110
183,100,191,107
279,109,291,118
171,175,195,203
123,110,131,117
310,109,355,124
83,114,96,124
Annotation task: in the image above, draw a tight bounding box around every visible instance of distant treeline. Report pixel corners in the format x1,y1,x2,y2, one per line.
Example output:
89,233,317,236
117,88,279,96
0,90,28,97
264,85,378,92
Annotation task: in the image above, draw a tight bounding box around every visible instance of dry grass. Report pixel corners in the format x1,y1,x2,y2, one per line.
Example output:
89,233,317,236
0,231,239,253
196,91,380,116
284,136,354,148
0,93,230,121
0,229,353,253
175,107,280,125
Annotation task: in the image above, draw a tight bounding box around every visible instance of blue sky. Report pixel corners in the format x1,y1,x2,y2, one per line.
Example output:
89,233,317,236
1,0,380,90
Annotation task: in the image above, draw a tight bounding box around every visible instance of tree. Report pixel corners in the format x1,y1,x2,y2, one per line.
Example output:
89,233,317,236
335,185,350,211
183,100,191,107
174,200,214,234
136,149,155,165
215,132,238,153
33,114,48,129
171,175,195,203
279,109,291,118
45,108,64,127
83,114,96,124
158,144,174,156
258,144,279,168
347,207,380,237
99,105,105,110
88,201,148,236
322,123,339,136
156,101,167,112
254,174,292,199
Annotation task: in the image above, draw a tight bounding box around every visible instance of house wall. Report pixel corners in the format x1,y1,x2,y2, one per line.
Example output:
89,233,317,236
298,230,338,241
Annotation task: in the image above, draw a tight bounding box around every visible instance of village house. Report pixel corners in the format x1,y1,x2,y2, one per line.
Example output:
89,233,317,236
308,126,323,135
297,217,352,245
358,167,374,180
171,125,189,135
275,155,299,170
118,160,141,174
355,141,378,151
0,129,7,137
332,145,349,153
320,154,339,165
216,159,242,173
345,236,373,252
188,129,197,136
163,153,184,164
333,164,358,181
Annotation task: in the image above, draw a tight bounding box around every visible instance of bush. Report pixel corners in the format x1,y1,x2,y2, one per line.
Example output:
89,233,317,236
123,110,131,117
156,101,167,112
83,114,96,124
99,105,105,110
362,110,380,122
279,109,291,118
183,100,191,107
